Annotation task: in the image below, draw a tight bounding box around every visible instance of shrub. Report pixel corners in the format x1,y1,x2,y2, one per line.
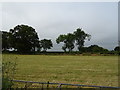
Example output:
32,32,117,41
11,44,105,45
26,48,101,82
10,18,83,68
2,55,17,89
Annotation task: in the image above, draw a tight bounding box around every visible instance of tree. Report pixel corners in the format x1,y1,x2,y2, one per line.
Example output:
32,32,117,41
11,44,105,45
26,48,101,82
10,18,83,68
56,34,67,52
114,46,120,52
87,45,108,53
74,28,91,51
9,24,40,53
65,33,75,52
56,33,75,52
2,31,10,51
40,39,53,52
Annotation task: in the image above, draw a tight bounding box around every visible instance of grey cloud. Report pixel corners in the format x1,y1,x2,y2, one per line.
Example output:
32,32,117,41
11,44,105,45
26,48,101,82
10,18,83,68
1,2,118,50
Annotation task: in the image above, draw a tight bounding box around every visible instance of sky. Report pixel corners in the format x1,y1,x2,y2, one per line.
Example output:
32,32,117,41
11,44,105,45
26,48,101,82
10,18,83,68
1,2,118,51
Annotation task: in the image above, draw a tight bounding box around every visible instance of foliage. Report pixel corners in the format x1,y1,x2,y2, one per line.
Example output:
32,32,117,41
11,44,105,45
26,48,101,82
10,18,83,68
87,45,109,53
56,33,75,52
56,28,90,52
40,39,53,52
2,77,14,90
74,28,91,51
114,46,120,51
9,25,40,53
2,25,118,54
65,33,75,52
113,46,120,55
2,31,10,51
2,55,17,89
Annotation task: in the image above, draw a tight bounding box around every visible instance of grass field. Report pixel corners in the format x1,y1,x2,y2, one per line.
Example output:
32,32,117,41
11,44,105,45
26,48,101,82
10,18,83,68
3,54,118,87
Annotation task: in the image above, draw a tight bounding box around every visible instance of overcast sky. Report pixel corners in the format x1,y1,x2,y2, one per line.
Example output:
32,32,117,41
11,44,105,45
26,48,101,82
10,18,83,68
1,2,118,51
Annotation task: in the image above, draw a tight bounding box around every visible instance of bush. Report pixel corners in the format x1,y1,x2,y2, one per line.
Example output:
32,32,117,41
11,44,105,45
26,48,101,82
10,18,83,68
2,55,17,89
2,77,14,90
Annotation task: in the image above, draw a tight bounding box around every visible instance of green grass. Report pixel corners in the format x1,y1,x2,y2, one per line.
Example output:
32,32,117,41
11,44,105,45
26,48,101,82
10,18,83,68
2,54,118,87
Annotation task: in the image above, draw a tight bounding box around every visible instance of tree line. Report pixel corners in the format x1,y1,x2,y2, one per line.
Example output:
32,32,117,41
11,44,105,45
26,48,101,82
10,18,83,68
2,24,120,54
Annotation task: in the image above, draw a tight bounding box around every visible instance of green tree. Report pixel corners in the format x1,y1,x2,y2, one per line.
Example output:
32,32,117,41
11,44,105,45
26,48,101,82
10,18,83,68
9,24,40,53
56,33,75,52
65,33,75,52
87,45,108,53
74,28,91,51
40,39,53,52
56,34,67,52
114,46,120,51
2,31,10,51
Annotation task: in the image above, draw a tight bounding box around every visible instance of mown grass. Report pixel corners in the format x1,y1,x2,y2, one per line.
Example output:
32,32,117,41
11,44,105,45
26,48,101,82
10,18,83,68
2,54,118,87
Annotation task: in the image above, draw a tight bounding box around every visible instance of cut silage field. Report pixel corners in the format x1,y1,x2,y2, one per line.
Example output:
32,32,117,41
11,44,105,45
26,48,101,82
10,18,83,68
3,55,118,87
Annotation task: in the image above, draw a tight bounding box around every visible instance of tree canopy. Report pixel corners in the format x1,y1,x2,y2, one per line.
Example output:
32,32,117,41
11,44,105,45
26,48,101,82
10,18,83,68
56,28,91,52
2,24,117,55
114,46,120,52
87,45,108,53
74,28,91,51
9,25,40,53
2,31,12,51
56,33,75,52
40,39,53,52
